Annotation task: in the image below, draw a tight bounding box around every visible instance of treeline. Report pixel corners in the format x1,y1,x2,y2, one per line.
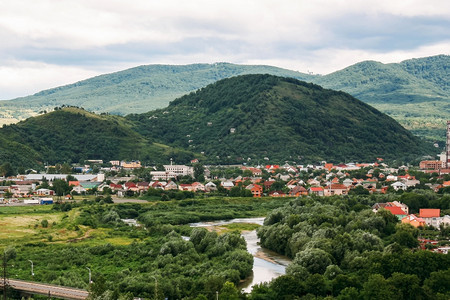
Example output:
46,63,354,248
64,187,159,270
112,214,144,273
252,196,450,299
9,201,254,299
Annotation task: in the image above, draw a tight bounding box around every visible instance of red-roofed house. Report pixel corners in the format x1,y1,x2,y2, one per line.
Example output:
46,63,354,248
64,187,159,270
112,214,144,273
308,186,324,196
249,167,262,176
110,183,123,191
384,206,408,220
179,184,194,191
402,214,426,228
264,181,276,190
124,182,138,192
289,185,308,197
419,209,441,228
324,184,348,196
251,184,263,197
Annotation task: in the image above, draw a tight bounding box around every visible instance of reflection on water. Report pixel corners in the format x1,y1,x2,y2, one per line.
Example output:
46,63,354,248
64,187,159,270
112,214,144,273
190,217,292,293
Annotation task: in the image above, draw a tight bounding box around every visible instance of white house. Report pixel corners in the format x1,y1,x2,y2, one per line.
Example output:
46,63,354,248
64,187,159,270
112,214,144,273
391,181,407,191
205,182,217,192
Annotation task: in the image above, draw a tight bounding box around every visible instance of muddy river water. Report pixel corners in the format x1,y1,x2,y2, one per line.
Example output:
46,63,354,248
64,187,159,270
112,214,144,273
190,217,292,293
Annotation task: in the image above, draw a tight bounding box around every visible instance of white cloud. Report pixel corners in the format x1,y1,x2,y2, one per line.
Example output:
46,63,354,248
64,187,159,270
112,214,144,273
0,61,100,100
0,0,449,99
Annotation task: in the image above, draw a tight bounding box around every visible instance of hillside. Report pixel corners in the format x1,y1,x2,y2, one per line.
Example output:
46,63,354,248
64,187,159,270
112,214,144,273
0,107,195,168
313,55,450,141
1,55,448,141
0,63,312,121
128,74,432,163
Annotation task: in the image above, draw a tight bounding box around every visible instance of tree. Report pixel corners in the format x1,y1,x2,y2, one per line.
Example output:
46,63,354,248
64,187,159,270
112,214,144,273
423,269,450,296
387,272,422,300
290,248,333,274
52,179,72,197
0,163,14,177
361,274,396,300
219,281,240,300
193,163,205,182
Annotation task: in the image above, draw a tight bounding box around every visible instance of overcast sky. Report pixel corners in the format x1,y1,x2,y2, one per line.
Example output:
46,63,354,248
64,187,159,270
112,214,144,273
1,0,449,100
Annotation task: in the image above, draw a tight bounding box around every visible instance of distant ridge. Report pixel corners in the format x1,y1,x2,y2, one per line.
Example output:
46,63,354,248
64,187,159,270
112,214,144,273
1,55,449,141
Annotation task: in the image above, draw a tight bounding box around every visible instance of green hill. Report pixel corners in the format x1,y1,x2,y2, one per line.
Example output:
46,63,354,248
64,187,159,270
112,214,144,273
0,107,195,168
1,55,448,141
0,63,312,121
313,55,450,141
128,74,432,163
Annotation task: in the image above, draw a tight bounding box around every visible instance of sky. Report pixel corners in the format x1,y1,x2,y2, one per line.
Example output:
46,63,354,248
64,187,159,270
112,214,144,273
0,0,449,100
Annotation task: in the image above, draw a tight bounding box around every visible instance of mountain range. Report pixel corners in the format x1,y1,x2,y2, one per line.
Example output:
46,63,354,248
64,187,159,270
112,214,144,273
0,55,449,141
0,75,433,169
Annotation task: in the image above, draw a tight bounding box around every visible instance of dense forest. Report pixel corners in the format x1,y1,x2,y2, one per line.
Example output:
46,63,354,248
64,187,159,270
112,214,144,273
129,74,433,163
254,195,450,299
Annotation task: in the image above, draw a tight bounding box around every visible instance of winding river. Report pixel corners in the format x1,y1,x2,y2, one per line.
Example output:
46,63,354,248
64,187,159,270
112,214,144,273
190,217,292,293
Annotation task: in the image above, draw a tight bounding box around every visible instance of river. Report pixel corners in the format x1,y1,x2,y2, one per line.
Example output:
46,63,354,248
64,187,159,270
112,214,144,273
190,217,291,293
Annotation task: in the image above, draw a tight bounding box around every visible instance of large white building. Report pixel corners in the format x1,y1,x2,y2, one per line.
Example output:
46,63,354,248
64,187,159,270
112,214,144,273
163,165,194,177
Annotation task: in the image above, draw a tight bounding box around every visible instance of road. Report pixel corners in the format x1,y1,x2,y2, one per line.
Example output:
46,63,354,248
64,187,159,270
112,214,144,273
0,278,88,299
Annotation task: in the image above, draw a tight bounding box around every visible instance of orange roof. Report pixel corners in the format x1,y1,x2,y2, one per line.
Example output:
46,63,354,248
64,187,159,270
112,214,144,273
385,206,407,215
419,209,440,218
327,184,347,190
310,187,324,191
443,181,450,187
69,181,80,186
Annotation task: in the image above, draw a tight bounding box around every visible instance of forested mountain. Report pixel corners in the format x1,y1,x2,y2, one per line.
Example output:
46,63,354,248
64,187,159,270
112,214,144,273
1,55,448,141
0,107,195,168
313,55,450,141
128,74,432,164
0,63,312,122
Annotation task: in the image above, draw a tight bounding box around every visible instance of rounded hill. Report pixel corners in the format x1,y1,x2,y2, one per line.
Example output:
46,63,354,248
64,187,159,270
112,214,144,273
129,74,432,163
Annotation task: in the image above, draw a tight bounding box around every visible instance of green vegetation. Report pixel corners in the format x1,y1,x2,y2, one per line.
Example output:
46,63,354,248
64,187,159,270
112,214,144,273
1,75,434,169
0,107,196,168
0,63,312,120
313,55,450,141
2,192,450,299
1,197,287,299
1,56,448,141
129,74,433,163
251,195,450,299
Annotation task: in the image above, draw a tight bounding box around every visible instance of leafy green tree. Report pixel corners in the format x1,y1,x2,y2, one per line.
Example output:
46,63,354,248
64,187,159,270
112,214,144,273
193,163,205,182
290,248,333,275
52,179,72,196
361,274,396,300
391,223,419,248
387,272,422,300
219,281,240,300
423,269,450,296
0,162,14,177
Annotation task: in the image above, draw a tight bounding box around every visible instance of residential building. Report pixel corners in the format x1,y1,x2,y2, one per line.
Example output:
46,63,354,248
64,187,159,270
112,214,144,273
308,186,324,196
402,214,426,228
323,184,348,196
163,165,194,177
384,206,408,220
420,209,441,228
